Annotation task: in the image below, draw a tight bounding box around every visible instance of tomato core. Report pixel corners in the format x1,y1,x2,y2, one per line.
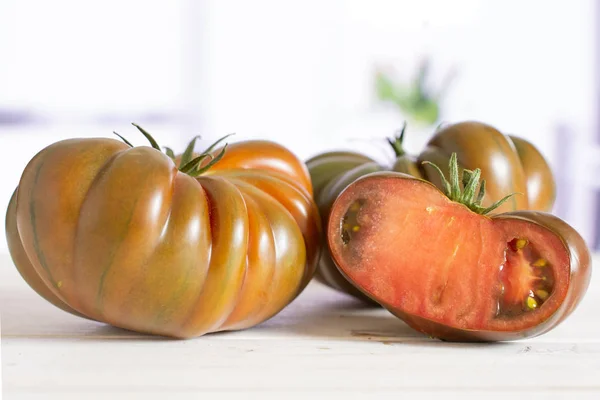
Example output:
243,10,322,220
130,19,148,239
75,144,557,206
498,238,554,317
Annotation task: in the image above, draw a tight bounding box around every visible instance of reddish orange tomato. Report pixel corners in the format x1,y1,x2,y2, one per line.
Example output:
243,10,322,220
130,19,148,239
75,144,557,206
327,154,590,341
6,125,321,338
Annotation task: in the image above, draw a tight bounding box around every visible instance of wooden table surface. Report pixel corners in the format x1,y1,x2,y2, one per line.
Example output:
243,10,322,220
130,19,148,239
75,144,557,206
1,252,599,399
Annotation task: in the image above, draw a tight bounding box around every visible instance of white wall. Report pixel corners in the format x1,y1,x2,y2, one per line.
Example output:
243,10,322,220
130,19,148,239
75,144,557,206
0,0,188,251
0,0,597,250
0,0,185,116
192,0,596,160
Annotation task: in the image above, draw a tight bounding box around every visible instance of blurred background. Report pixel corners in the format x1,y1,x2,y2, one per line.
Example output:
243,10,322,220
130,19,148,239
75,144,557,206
0,0,598,251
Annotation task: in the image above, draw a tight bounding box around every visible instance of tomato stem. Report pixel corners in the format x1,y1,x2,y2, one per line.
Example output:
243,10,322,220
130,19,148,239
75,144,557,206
112,124,234,177
422,152,521,215
386,121,408,157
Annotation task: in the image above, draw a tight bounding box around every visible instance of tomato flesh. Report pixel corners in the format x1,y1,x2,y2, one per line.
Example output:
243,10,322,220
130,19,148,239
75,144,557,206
328,175,570,334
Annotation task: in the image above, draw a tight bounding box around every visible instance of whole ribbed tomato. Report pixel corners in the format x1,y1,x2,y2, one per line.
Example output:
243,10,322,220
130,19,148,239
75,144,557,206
419,121,556,213
6,124,320,338
307,125,421,301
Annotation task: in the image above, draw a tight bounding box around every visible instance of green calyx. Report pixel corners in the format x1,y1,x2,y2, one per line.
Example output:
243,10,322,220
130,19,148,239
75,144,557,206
114,123,234,177
387,121,408,157
422,153,519,215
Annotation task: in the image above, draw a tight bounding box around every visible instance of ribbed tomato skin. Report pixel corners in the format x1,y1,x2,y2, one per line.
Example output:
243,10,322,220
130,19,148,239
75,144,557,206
6,138,320,338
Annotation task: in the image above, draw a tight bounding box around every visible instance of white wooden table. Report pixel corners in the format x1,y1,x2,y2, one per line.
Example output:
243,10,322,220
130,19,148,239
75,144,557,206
1,252,599,399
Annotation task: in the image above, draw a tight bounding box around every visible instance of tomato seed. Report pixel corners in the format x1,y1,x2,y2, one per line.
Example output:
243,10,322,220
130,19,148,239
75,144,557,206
515,239,528,250
535,290,549,300
532,258,547,267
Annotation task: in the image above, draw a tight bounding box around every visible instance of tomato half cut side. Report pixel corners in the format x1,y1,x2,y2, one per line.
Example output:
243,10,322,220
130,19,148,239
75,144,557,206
328,172,591,342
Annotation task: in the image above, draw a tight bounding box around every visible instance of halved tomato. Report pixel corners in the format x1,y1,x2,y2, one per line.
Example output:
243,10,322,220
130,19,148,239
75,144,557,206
327,154,590,341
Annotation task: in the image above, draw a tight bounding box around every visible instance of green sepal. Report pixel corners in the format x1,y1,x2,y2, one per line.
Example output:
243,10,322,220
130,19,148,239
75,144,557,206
421,160,451,197
480,193,521,215
180,133,235,175
461,168,481,204
163,147,175,160
422,152,520,216
180,153,213,174
113,131,133,147
111,125,233,177
180,135,201,168
189,144,228,177
448,153,460,201
462,169,473,188
203,133,235,155
131,123,161,150
476,179,486,204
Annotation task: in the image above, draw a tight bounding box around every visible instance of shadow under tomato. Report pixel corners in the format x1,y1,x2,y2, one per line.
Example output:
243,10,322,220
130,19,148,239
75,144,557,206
250,282,425,343
250,283,514,349
4,278,510,346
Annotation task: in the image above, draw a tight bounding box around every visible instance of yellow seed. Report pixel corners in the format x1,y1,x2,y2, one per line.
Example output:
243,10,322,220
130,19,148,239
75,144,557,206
57,281,63,288
536,290,549,300
532,258,547,267
515,239,528,250
526,297,538,310
352,225,360,232
350,203,360,212
343,223,350,230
